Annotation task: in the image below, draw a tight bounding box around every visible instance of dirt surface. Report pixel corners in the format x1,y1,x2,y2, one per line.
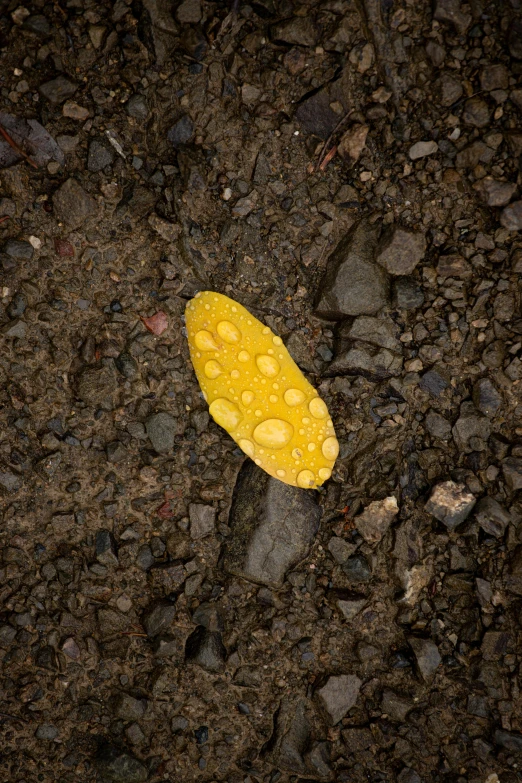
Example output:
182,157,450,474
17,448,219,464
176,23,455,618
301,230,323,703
1,0,522,781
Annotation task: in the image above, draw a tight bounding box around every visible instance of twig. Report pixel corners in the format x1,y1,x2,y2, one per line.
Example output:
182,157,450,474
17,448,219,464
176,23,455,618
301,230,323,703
319,146,337,171
0,216,10,225
315,110,355,171
0,123,38,169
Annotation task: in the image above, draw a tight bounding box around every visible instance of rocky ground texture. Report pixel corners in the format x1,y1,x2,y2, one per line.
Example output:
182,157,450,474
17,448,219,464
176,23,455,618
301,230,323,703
1,0,522,781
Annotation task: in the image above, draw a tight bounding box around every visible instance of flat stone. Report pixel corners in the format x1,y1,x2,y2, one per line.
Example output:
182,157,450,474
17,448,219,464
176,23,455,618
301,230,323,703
167,115,194,147
0,466,22,493
433,0,471,33
126,94,148,121
87,139,115,172
315,220,389,318
508,18,522,59
452,401,491,452
176,0,202,24
96,530,118,566
261,697,313,774
345,316,401,352
375,225,426,275
142,600,176,638
502,457,522,491
343,554,371,582
425,480,476,530
475,497,510,538
408,637,441,681
315,674,362,725
332,591,367,621
35,723,58,740
106,440,128,463
494,729,522,752
224,461,321,588
437,73,463,106
76,365,119,408
355,496,398,544
145,412,178,454
393,277,424,309
53,178,97,229
480,63,509,91
474,177,517,207
1,319,26,339
381,690,413,721
501,201,522,231
472,378,502,416
95,745,148,783
271,16,319,47
462,97,491,128
39,76,77,104
326,345,402,381
112,693,147,720
189,503,216,539
4,239,34,259
409,140,438,160
327,537,356,564
62,101,89,120
425,411,452,440
185,626,226,672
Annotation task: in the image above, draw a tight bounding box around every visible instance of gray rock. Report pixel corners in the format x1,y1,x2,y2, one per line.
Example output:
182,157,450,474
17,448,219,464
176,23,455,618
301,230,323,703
433,0,471,34
271,16,319,47
343,554,371,582
224,461,321,588
126,723,146,745
107,440,128,463
185,626,226,672
95,745,148,782
315,220,389,318
39,76,77,104
509,19,522,59
136,545,154,571
393,277,424,309
375,226,426,275
437,73,463,106
425,481,476,530
126,94,148,121
295,89,340,140
452,401,491,451
189,503,216,539
345,316,401,352
315,674,362,725
381,690,413,721
462,97,491,127
408,637,441,681
87,139,115,172
1,319,26,339
167,115,193,147
176,0,202,23
501,201,522,231
35,723,58,740
326,344,402,381
0,198,16,217
142,600,176,637
494,729,522,752
112,693,147,720
425,411,452,440
418,367,449,397
327,536,356,564
472,378,502,416
145,412,178,454
408,141,438,161
332,592,367,621
355,496,398,544
502,457,522,491
192,602,223,632
152,635,178,657
261,697,313,774
474,177,517,207
96,530,118,566
397,769,423,783
286,330,317,373
115,352,139,380
4,239,34,259
53,178,97,229
0,624,17,646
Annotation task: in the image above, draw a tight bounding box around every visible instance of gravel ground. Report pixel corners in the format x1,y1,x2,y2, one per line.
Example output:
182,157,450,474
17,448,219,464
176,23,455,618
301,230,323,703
1,0,522,781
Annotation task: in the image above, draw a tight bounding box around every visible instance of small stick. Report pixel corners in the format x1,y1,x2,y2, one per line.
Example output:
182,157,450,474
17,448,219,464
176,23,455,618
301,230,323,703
0,123,38,169
0,216,10,225
316,110,355,171
319,145,337,171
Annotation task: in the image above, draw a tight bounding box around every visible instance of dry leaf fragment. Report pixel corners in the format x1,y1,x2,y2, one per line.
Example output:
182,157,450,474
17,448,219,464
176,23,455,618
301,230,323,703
141,311,168,335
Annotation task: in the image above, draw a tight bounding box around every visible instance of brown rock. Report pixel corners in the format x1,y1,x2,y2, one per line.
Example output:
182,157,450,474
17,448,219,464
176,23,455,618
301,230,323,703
473,177,517,207
462,97,491,128
375,225,426,275
338,124,369,162
501,201,522,231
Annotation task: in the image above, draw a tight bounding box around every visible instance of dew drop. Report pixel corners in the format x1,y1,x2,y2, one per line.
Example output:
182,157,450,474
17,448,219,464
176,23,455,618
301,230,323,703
238,350,250,362
231,369,240,380
322,436,340,461
255,458,262,465
255,409,263,417
217,320,242,344
284,388,306,407
309,397,328,419
302,417,310,425
269,395,278,403
276,469,286,478
204,360,222,379
308,442,316,452
239,438,255,458
327,419,333,427
195,330,219,351
204,303,210,310
241,390,255,405
209,398,243,431
292,448,303,460
262,327,270,334
318,467,331,481
297,469,315,488
256,354,280,378
253,419,294,450
273,336,283,346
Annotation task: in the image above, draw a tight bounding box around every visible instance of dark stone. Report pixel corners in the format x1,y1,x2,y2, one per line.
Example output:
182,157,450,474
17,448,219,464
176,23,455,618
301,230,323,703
126,94,149,121
315,220,389,319
474,497,510,538
39,76,77,104
142,600,176,638
76,364,119,409
24,14,51,36
95,744,148,782
508,19,522,60
419,367,449,397
53,178,97,229
502,457,522,491
189,503,216,539
295,90,340,140
0,466,22,493
115,352,139,380
112,693,147,720
261,697,313,774
494,729,522,752
393,277,425,309
185,626,226,672
433,0,471,34
145,412,178,454
96,530,118,566
224,461,321,588
136,545,155,571
425,481,476,530
106,440,128,463
408,637,441,681
343,554,372,582
315,674,362,724
375,226,426,276
271,16,319,47
35,723,58,739
167,115,194,147
87,139,115,172
472,378,502,416
381,689,413,721
3,239,34,259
